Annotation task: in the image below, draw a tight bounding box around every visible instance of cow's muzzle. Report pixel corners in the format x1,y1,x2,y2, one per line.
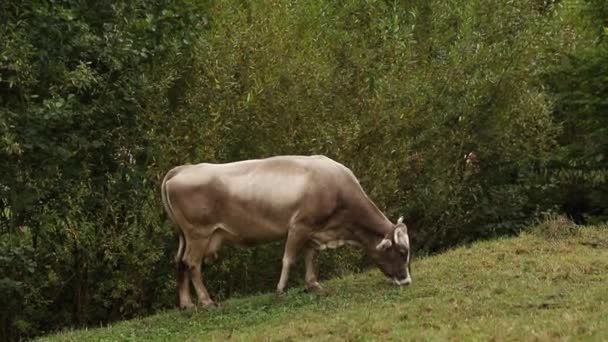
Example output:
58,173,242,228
394,275,412,286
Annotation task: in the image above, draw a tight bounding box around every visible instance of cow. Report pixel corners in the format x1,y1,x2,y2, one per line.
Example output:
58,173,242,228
161,155,411,308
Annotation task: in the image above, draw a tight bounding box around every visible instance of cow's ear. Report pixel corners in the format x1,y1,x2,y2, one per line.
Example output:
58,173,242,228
397,216,404,225
376,238,392,251
394,226,409,249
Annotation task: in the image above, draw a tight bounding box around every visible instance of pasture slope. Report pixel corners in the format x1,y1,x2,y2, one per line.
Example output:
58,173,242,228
40,223,608,341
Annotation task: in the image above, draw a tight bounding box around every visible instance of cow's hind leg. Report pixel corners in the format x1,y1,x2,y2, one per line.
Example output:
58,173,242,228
176,258,194,309
175,233,194,309
277,225,309,295
304,247,322,292
183,236,215,307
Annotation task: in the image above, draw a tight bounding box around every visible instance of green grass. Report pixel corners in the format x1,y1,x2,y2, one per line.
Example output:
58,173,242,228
39,224,608,341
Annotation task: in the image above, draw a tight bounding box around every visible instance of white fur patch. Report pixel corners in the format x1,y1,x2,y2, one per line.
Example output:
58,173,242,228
317,239,358,250
225,171,308,210
326,240,343,249
395,274,412,286
406,237,410,265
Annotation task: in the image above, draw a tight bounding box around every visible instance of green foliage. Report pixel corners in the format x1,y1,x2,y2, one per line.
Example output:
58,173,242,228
543,25,608,223
0,0,606,340
0,233,49,341
0,0,206,340
179,0,574,251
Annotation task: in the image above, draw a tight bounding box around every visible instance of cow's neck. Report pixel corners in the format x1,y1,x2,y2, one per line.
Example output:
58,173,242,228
348,195,393,247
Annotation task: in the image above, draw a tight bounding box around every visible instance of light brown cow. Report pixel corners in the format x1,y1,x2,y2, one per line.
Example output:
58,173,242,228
161,155,411,308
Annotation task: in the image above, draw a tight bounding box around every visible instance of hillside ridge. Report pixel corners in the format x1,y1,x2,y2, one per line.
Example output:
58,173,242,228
39,224,608,341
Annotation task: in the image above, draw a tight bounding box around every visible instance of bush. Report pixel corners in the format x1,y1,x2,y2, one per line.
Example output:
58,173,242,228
0,1,205,339
181,0,575,251
543,23,608,223
0,232,49,341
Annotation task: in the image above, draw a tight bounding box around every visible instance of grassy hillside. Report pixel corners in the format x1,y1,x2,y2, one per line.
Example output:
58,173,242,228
40,223,608,341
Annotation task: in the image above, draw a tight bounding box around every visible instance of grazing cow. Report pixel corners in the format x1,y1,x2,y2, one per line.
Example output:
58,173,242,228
161,155,411,308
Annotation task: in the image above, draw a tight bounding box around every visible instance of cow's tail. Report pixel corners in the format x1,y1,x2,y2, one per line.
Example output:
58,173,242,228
161,168,186,266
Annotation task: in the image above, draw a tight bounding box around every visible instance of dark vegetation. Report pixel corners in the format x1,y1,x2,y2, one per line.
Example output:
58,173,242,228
0,0,606,340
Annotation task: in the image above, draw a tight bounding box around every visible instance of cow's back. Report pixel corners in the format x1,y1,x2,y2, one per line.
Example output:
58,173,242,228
166,155,358,242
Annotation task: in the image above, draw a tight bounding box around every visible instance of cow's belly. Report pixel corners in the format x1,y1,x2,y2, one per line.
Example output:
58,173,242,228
217,216,290,246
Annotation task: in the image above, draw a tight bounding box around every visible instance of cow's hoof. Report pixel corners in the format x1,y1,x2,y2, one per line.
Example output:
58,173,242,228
275,289,287,299
200,300,217,309
179,302,195,310
305,282,323,293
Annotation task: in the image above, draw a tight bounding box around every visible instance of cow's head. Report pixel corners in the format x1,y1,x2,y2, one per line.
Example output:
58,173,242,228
372,216,412,286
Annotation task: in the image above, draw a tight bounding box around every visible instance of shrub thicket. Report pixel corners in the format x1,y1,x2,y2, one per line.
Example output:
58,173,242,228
542,1,608,223
0,0,604,340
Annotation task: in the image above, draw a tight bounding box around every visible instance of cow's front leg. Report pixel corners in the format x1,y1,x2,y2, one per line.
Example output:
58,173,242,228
304,247,322,292
276,226,308,295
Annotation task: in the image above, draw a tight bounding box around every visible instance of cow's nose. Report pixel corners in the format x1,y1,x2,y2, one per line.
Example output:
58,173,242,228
394,275,412,286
